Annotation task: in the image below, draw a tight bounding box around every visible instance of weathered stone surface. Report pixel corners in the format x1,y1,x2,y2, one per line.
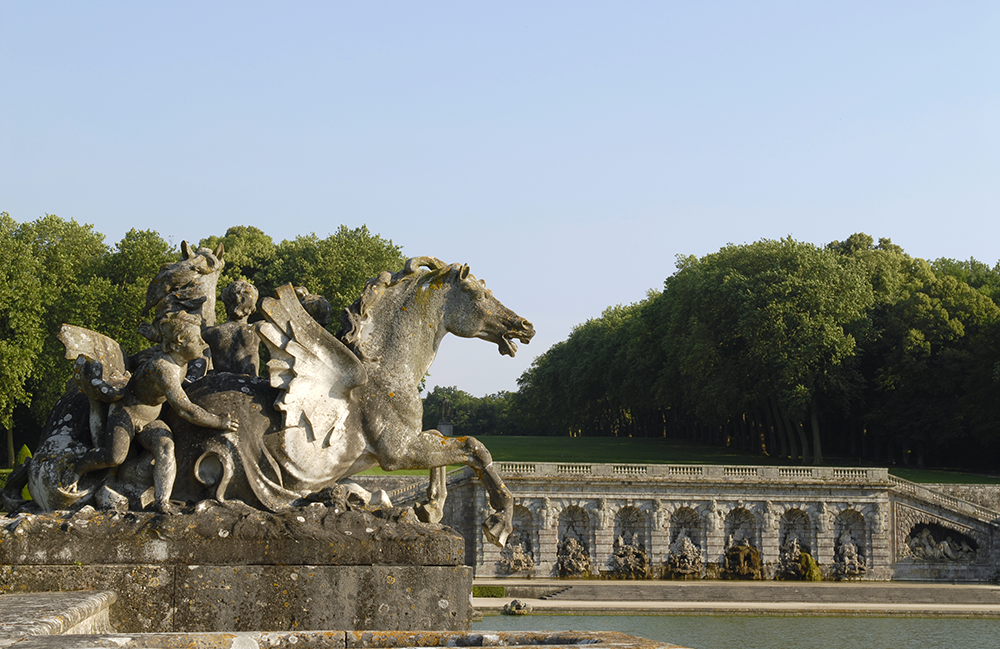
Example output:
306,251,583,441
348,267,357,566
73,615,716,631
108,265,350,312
0,630,685,649
0,505,471,632
0,504,463,567
176,565,471,632
0,566,173,632
0,591,116,641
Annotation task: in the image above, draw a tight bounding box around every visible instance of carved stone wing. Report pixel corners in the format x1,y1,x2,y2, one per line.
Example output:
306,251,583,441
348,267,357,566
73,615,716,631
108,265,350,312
57,325,130,381
257,283,368,446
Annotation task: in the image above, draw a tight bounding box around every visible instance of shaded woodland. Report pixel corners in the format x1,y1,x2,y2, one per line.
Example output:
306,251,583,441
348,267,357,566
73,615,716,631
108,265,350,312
429,235,1000,472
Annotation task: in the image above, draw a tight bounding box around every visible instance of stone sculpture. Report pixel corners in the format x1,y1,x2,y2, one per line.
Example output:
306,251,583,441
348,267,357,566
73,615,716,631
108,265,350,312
832,530,867,579
904,526,976,562
497,530,535,574
663,528,703,579
721,537,763,580
203,279,261,376
556,537,592,577
501,599,532,615
4,252,533,548
775,537,821,581
611,532,650,579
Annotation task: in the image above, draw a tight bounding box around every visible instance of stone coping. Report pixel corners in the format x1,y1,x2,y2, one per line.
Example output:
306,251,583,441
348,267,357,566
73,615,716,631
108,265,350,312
0,591,115,645
472,579,1000,618
0,630,686,649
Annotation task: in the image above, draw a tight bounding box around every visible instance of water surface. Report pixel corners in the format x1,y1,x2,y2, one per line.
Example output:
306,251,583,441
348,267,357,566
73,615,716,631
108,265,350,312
474,613,1000,649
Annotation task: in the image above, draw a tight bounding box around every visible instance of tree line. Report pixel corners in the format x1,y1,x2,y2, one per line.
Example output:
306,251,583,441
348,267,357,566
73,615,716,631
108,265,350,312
430,234,1000,472
0,213,404,466
4,216,999,472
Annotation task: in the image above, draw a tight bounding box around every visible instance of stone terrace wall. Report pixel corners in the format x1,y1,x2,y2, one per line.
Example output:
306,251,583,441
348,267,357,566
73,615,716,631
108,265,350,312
427,463,1000,582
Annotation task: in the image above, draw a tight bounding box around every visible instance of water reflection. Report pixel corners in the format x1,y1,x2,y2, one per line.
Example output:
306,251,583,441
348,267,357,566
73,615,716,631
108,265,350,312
474,614,1000,649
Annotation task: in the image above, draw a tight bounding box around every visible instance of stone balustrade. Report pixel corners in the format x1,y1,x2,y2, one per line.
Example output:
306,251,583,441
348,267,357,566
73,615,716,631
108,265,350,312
493,462,890,484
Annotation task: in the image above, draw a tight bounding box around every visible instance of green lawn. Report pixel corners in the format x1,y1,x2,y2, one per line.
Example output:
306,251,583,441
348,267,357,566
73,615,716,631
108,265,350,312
7,436,998,485
474,436,1000,485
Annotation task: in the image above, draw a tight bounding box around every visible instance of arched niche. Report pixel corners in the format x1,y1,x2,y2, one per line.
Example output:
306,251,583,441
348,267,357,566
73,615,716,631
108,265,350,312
669,507,704,550
614,506,649,549
509,505,537,561
904,522,978,562
558,505,593,550
725,507,759,549
556,505,593,576
780,508,814,555
834,509,867,561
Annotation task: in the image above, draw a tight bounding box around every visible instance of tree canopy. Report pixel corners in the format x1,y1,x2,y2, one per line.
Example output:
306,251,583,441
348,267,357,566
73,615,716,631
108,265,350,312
504,234,1000,471
0,214,405,465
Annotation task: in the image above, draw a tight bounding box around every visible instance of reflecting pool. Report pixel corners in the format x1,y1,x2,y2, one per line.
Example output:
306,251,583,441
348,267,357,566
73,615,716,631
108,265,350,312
474,614,1000,649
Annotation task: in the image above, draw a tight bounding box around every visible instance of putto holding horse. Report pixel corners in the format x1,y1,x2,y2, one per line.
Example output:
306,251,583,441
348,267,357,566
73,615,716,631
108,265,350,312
2,245,534,548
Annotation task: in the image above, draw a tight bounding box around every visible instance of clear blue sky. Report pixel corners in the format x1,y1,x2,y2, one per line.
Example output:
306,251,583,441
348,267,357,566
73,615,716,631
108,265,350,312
3,2,998,396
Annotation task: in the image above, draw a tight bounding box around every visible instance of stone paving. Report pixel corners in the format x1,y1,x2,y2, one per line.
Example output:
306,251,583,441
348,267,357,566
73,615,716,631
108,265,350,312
473,579,1000,617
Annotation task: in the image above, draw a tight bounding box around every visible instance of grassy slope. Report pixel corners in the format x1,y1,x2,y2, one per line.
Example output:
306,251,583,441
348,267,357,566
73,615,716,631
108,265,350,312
472,436,1000,484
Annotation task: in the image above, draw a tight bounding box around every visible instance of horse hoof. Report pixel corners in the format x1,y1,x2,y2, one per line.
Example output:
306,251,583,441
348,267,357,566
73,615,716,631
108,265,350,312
482,513,511,548
414,501,444,524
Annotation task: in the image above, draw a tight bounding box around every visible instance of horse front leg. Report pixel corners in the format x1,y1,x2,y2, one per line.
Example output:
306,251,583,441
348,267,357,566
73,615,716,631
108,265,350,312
372,429,514,547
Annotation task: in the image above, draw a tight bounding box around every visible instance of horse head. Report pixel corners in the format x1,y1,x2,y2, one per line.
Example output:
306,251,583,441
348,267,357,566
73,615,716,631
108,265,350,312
406,257,535,357
144,241,226,328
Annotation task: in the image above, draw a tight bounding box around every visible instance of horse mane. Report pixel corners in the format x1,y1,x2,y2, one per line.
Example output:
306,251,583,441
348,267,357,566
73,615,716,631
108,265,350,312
338,256,453,357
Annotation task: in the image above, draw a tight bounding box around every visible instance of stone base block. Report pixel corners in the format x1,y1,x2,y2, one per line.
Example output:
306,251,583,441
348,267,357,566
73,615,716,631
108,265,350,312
0,506,472,632
0,564,472,633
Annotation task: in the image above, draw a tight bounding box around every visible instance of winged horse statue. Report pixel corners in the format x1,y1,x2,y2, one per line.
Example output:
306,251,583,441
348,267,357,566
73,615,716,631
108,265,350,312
9,255,534,548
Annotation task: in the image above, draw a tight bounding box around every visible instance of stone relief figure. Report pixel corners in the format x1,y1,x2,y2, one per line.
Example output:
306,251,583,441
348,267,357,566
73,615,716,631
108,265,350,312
538,498,554,530
903,525,976,562
663,527,703,580
556,537,592,577
611,532,650,579
11,255,534,549
832,530,867,579
701,499,722,531
203,280,261,376
652,500,670,532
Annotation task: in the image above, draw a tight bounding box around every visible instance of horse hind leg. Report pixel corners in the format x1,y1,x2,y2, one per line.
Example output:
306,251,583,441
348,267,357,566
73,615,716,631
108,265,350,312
414,466,447,524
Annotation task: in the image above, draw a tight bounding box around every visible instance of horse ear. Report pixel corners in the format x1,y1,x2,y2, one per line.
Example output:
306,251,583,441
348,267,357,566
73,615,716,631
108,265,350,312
460,264,470,280
181,241,193,260
214,242,225,260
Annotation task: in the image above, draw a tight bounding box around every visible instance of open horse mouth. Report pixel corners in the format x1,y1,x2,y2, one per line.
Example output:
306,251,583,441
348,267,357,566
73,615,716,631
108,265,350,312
489,319,535,357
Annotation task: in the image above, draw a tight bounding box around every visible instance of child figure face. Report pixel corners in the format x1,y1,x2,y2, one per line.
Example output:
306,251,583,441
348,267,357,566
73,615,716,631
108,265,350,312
173,325,207,362
160,313,207,361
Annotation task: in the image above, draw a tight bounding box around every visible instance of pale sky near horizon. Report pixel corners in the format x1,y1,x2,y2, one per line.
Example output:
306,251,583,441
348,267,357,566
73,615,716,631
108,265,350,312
2,2,998,397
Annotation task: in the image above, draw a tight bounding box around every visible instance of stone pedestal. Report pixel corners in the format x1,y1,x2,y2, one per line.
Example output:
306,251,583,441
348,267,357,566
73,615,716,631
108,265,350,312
0,503,471,633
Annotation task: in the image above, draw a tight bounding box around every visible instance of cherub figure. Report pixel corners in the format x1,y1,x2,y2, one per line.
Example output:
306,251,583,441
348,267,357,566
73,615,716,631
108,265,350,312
295,286,333,326
203,279,261,375
71,311,239,512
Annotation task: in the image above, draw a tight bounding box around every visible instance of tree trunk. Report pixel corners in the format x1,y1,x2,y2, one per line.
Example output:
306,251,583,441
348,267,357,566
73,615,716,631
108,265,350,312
771,397,799,461
784,409,811,465
762,404,785,458
810,407,823,465
5,427,14,469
